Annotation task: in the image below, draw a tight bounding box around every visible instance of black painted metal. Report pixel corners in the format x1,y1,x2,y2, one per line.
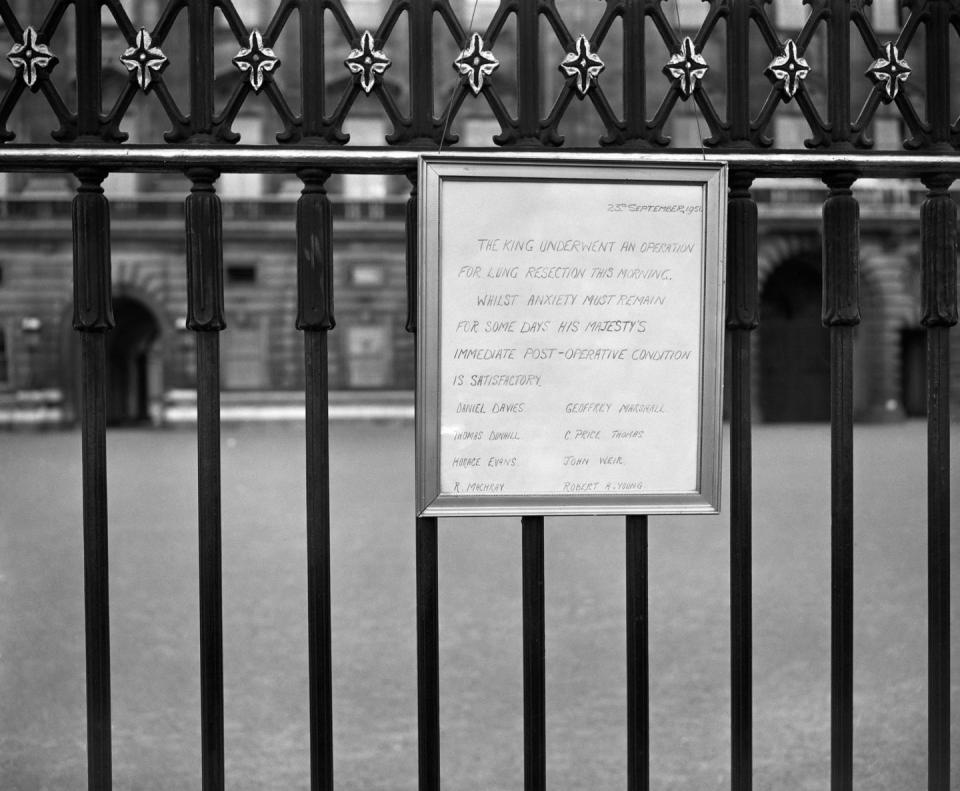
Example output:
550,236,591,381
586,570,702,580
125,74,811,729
416,517,440,791
514,0,541,146
822,172,860,791
0,0,955,150
405,175,418,333
522,517,546,791
920,175,957,791
925,0,954,149
75,0,102,141
727,172,758,791
620,0,647,147
299,0,332,143
625,515,649,791
405,0,439,145
187,0,215,141
405,173,439,791
73,168,114,791
826,0,852,148
186,169,226,791
297,169,335,791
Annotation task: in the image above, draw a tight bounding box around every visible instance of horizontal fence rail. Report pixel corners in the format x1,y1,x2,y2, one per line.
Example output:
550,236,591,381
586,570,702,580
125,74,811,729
0,148,959,176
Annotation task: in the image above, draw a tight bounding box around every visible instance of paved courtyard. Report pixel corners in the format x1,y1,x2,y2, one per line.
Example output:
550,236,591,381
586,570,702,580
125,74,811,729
0,420,957,790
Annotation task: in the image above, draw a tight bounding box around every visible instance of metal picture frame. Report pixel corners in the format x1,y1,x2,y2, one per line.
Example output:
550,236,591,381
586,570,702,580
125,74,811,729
417,154,727,516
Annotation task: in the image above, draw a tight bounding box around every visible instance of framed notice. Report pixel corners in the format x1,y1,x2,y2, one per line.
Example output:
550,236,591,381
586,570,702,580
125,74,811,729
416,155,727,517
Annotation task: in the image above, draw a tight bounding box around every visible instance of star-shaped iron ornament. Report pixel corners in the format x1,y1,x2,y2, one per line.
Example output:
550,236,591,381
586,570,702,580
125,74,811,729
663,36,708,99
766,39,810,99
120,28,168,92
867,42,912,102
454,33,498,95
345,30,391,94
7,26,57,89
560,34,605,97
232,30,280,92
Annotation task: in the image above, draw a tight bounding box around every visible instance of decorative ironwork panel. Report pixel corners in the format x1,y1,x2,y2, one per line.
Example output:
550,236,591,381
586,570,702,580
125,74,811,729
0,0,954,149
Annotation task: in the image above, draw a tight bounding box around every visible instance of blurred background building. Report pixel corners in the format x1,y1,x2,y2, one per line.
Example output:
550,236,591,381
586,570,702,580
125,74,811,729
0,0,955,425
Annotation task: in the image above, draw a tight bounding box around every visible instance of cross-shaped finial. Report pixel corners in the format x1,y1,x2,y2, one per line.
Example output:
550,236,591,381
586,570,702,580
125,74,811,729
867,42,911,102
7,27,57,89
345,31,391,94
120,28,168,92
560,35,605,97
766,39,810,100
454,33,498,96
663,36,708,99
233,30,280,92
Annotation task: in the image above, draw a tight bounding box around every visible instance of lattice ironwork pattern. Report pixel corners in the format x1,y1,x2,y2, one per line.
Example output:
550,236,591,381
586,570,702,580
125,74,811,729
0,0,957,148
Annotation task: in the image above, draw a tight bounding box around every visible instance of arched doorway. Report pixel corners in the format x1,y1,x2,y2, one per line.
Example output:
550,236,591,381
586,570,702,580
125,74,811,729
107,297,160,425
759,254,830,422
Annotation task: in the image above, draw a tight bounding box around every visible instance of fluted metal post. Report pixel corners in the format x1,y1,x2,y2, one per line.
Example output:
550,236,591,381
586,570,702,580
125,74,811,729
822,172,860,791
73,167,114,791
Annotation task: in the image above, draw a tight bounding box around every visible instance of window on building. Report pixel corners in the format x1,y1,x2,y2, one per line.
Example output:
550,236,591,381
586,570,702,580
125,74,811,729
774,0,810,30
219,117,265,198
231,0,262,25
668,116,704,149
0,324,8,385
457,0,500,27
673,0,709,28
871,0,901,32
226,264,257,285
873,117,902,149
342,0,385,29
103,171,139,198
222,318,268,389
773,116,809,148
462,118,501,147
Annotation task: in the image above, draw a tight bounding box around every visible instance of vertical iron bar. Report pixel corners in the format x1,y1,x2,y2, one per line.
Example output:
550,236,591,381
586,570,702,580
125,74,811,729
405,174,418,334
74,0,102,140
407,0,436,143
73,168,114,791
299,0,326,139
625,515,649,791
515,0,541,144
522,516,545,791
297,170,336,791
187,0,216,139
826,0,852,147
406,172,439,791
725,0,751,144
920,175,956,791
727,172,758,791
186,169,226,791
924,0,952,147
621,0,647,145
822,173,860,791
416,517,440,791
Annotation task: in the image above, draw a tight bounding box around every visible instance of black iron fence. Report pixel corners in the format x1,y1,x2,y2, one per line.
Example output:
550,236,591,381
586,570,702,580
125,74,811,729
0,1,957,790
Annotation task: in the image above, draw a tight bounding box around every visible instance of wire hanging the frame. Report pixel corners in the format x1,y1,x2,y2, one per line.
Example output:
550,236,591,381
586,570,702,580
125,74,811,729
669,0,708,159
438,0,483,152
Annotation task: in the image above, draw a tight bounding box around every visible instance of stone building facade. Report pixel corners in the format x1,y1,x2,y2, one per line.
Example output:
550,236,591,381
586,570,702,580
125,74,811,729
0,0,956,425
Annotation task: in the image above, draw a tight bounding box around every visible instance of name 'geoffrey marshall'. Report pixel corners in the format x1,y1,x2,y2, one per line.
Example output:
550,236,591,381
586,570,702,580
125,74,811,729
565,402,612,414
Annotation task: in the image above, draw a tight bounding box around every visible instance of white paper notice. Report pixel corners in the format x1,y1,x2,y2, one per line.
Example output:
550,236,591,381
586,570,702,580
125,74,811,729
437,178,706,500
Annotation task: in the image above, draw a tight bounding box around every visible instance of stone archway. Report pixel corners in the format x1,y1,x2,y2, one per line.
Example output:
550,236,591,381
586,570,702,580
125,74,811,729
759,252,830,422
106,296,160,425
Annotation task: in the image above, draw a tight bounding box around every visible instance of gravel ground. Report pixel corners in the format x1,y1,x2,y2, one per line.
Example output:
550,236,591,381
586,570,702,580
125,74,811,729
0,420,957,790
